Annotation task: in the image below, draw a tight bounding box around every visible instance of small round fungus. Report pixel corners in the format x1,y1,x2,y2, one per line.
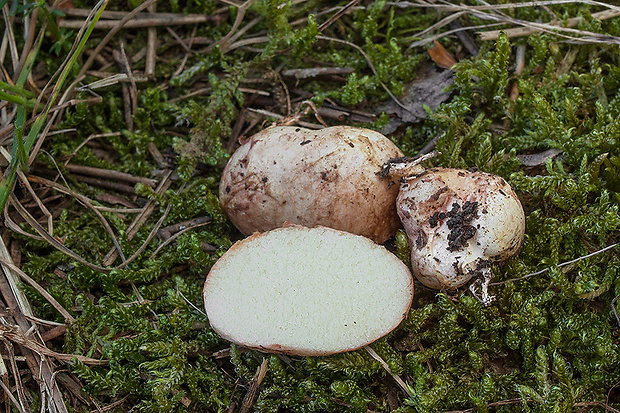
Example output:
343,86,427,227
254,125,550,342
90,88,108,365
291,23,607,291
384,158,526,305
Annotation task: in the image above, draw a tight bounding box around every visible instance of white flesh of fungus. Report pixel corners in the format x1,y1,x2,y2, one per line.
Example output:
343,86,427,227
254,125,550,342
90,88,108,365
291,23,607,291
203,226,413,356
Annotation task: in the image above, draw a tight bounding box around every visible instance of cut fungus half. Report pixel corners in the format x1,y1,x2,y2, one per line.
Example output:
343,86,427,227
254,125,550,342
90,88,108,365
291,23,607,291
203,226,414,356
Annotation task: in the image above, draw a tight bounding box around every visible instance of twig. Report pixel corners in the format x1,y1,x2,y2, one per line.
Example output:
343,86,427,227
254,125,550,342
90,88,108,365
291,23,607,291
211,0,257,52
443,397,528,412
240,357,269,413
0,378,26,413
57,7,224,19
64,164,157,187
449,19,479,56
145,2,156,77
58,14,220,29
87,395,130,413
491,242,619,286
220,17,262,54
157,216,212,241
39,325,66,342
415,133,442,156
573,401,620,413
247,108,323,129
281,67,355,79
69,175,139,194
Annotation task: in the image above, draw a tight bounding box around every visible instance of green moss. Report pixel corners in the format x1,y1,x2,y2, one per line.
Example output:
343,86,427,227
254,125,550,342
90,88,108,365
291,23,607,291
7,1,620,412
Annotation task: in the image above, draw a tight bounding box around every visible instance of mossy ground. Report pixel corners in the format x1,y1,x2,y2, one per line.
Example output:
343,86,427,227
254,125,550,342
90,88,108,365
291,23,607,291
2,1,620,412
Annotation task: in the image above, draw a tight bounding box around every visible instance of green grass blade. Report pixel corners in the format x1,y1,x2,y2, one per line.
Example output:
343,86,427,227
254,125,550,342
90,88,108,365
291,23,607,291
0,0,109,212
23,0,110,154
0,90,35,109
0,80,36,98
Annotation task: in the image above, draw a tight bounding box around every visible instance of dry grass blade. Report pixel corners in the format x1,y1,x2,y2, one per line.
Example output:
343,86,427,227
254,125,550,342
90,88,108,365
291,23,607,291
0,340,29,413
15,168,53,234
317,0,361,32
0,226,33,319
7,194,112,273
26,174,127,262
492,242,620,286
0,257,73,322
479,8,620,40
27,0,156,168
115,202,172,270
364,346,414,399
102,170,173,266
25,0,110,166
402,0,620,45
316,35,409,112
0,255,69,413
0,324,107,365
1,5,20,74
149,218,211,259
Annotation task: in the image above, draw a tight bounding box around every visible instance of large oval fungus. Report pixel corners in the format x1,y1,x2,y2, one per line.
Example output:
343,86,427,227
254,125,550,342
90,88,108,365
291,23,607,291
219,126,404,243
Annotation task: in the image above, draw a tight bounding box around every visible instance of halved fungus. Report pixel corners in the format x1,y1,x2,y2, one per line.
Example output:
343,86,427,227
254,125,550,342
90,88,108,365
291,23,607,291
203,226,413,356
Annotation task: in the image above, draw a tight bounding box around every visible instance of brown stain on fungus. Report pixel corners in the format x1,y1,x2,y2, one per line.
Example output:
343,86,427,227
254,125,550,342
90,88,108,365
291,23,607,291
445,201,479,252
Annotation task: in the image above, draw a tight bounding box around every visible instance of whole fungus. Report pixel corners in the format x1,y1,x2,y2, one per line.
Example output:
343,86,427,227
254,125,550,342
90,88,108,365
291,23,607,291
203,226,413,356
385,157,525,305
219,125,404,243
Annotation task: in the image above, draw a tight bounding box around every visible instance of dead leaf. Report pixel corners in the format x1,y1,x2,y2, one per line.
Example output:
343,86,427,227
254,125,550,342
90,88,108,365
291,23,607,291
428,41,457,69
517,148,562,166
376,65,454,134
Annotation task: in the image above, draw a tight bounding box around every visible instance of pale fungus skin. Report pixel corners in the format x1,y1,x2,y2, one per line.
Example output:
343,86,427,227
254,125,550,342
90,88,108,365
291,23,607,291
219,125,404,243
386,159,525,304
203,226,414,356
